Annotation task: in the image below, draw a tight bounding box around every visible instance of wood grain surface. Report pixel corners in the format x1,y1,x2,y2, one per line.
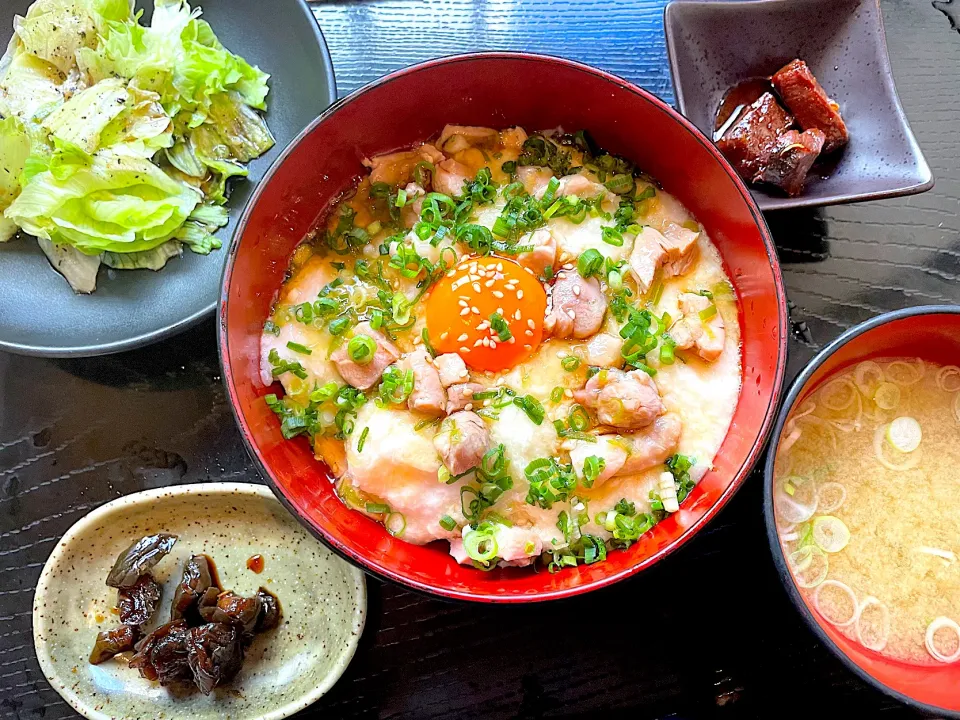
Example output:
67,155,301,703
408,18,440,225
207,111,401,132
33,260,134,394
2,0,959,717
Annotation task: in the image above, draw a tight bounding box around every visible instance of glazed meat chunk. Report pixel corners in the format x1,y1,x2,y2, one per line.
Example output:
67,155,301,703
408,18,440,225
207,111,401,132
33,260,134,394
759,129,826,196
772,59,848,153
716,92,794,182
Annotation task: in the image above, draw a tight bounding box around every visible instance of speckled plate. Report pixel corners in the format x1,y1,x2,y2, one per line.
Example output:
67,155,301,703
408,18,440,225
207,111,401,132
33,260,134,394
33,483,366,720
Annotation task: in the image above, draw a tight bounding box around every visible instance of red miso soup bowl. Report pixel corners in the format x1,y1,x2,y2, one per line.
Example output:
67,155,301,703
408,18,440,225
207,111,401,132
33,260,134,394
764,305,960,714
219,52,788,602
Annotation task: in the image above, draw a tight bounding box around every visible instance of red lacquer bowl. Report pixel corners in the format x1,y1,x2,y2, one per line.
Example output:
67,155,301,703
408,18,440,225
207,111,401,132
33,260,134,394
765,306,960,715
219,53,788,602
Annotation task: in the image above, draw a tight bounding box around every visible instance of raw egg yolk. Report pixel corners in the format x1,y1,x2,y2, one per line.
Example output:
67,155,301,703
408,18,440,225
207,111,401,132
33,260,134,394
426,256,547,372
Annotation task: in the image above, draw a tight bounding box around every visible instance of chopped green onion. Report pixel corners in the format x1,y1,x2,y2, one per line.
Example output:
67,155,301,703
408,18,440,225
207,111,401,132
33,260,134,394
357,426,370,453
561,356,581,372
263,320,280,336
582,455,606,488
513,394,545,425
365,502,389,514
385,512,406,537
604,173,634,195
286,341,312,355
348,334,377,364
439,515,457,531
366,221,382,236
463,526,498,565
634,362,657,377
395,188,408,208
501,160,517,175
601,226,624,246
550,386,564,403
328,316,351,336
577,248,604,279
421,328,437,357
699,304,718,322
568,404,590,432
489,312,513,342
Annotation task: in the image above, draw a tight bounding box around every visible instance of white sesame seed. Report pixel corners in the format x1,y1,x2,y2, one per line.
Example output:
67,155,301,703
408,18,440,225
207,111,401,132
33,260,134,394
458,333,469,342
514,310,522,320
459,299,468,308
492,290,504,298
517,290,524,300
460,308,470,316
496,263,504,271
472,283,481,292
572,285,581,297
470,275,481,282
471,306,480,315
459,369,469,378
414,336,422,345
525,330,534,337
485,279,495,288
474,339,483,347
563,263,574,270
497,307,504,315
527,319,536,329
523,344,532,350
567,309,576,320
558,350,567,358
440,332,449,340
490,339,498,348
464,403,474,411
446,270,456,277
461,347,471,353
507,336,516,344
564,389,573,398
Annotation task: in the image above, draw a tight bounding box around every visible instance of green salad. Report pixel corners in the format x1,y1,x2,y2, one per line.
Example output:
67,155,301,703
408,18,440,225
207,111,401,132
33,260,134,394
0,0,274,292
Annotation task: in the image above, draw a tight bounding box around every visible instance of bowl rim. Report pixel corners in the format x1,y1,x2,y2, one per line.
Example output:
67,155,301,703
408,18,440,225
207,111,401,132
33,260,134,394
763,304,960,716
663,0,935,212
218,50,790,603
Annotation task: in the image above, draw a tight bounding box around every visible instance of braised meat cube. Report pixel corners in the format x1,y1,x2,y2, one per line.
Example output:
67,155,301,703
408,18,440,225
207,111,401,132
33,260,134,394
759,129,826,196
716,93,794,181
90,625,139,664
772,59,848,153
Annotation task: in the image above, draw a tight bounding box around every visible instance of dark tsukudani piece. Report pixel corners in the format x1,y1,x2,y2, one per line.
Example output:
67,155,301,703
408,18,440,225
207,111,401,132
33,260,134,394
716,92,793,181
759,129,826,196
772,59,849,153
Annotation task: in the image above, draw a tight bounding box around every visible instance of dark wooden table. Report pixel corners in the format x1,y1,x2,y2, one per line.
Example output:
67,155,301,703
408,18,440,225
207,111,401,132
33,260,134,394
3,0,959,717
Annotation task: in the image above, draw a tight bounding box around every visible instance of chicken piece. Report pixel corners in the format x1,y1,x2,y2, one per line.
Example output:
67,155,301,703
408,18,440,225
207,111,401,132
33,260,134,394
559,174,615,206
659,222,700,277
568,436,628,487
516,228,558,277
500,126,528,151
434,353,470,388
573,368,665,430
629,226,668,293
433,411,490,475
400,183,426,228
445,382,485,415
584,333,625,368
399,348,446,417
772,60,848,154
433,158,473,198
437,125,499,154
669,293,725,362
758,129,826,196
543,269,607,339
617,413,683,476
363,144,445,186
331,322,400,390
716,92,794,182
517,166,554,198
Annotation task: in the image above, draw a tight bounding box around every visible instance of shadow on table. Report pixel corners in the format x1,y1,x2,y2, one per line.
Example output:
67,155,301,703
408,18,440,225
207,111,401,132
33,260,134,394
765,209,830,264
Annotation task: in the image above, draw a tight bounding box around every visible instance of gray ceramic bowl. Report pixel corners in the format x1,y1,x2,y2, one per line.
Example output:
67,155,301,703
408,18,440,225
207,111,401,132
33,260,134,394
664,0,934,211
0,0,336,357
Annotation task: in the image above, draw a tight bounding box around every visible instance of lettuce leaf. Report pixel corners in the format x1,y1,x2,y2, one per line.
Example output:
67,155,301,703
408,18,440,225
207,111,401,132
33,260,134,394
79,0,270,129
102,238,180,269
15,0,98,74
205,92,274,163
0,40,64,121
41,78,128,152
0,116,30,241
5,146,202,254
37,237,101,293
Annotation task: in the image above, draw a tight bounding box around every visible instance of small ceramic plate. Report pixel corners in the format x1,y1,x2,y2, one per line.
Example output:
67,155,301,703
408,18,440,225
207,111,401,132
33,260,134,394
664,0,934,211
0,0,336,357
33,483,366,720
